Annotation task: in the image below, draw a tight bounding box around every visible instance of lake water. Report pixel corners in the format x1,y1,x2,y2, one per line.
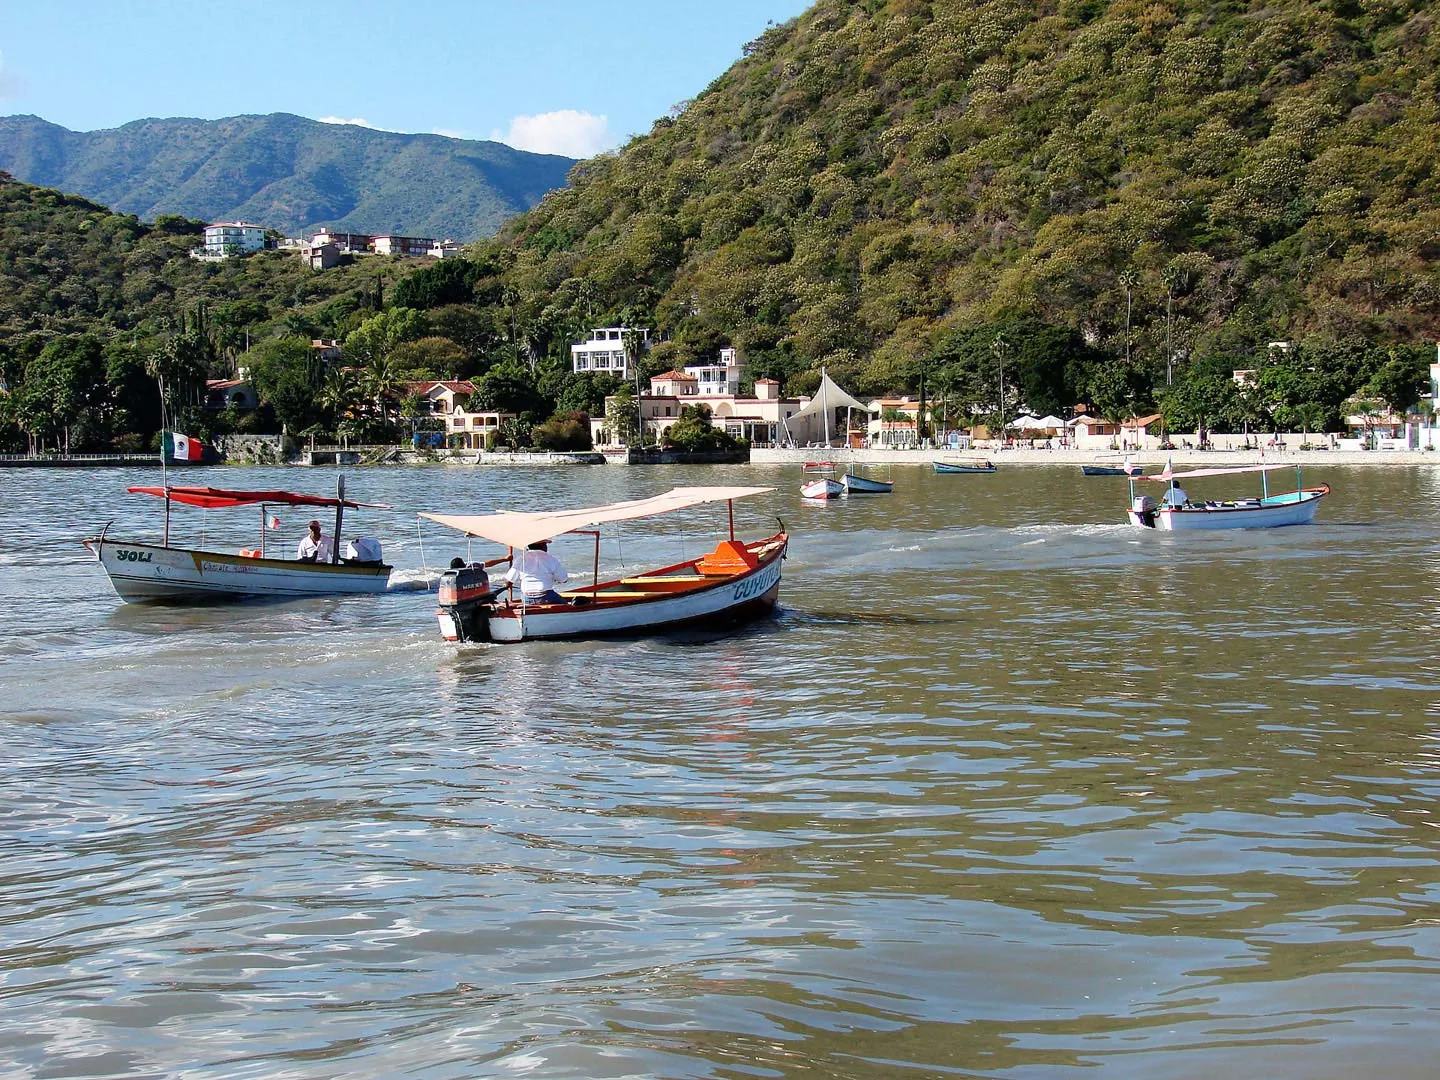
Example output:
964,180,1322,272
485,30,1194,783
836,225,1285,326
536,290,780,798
2,462,1438,1079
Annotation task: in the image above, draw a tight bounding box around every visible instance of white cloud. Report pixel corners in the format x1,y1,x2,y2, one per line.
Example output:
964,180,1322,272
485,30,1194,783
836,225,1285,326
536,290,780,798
316,116,377,129
492,110,612,158
0,50,23,98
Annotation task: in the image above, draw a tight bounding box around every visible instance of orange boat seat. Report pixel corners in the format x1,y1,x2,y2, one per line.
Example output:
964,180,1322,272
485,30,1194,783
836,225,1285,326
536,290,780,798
696,540,760,576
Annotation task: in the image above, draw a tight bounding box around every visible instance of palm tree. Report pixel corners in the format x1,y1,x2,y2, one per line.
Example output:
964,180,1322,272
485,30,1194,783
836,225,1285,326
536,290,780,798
320,368,359,444
361,355,406,431
1117,268,1139,366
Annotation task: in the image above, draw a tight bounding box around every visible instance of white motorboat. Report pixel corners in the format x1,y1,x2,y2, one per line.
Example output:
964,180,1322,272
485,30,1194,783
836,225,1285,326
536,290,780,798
424,486,787,643
85,479,392,601
1127,463,1329,530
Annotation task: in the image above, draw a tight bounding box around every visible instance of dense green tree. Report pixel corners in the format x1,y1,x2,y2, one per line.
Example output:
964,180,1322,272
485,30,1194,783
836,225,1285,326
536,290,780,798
390,258,478,310
531,411,593,451
475,361,547,420
663,404,742,453
248,337,325,434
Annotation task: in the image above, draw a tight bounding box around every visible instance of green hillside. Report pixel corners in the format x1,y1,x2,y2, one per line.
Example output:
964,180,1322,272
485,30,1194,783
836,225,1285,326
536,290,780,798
481,0,1438,421
0,113,574,242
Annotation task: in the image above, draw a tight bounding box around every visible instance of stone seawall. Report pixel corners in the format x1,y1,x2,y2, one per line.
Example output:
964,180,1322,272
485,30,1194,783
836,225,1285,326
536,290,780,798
749,446,1440,467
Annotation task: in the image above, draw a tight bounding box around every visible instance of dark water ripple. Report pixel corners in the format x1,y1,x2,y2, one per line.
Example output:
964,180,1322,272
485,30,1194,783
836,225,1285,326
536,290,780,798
2,463,1439,1078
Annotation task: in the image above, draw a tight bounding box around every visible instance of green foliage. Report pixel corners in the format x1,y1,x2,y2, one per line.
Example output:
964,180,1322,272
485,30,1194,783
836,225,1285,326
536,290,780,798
248,337,324,435
663,404,743,453
531,411,593,451
391,258,479,310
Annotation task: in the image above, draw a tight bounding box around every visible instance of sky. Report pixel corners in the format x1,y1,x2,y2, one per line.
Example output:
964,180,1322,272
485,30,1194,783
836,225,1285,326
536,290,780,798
0,0,813,158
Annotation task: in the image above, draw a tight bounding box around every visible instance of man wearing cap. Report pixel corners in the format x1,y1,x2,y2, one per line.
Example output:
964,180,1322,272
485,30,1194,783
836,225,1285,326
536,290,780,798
504,539,570,604
296,519,335,563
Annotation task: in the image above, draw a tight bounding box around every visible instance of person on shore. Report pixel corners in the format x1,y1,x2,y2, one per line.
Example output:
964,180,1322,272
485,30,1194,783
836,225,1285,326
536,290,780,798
297,519,334,563
505,539,570,604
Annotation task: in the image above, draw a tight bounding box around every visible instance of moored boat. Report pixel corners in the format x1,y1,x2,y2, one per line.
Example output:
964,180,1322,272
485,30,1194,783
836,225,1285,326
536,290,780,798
933,459,996,474
801,476,844,499
1082,458,1139,477
424,486,787,643
84,479,392,602
1126,463,1328,530
840,471,894,494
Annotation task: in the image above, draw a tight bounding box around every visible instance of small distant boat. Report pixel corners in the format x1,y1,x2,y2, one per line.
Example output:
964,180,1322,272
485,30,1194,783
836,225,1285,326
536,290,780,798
802,460,836,473
801,476,844,499
840,460,894,494
424,486,787,643
84,479,392,602
933,459,996,474
840,472,894,494
1127,463,1329,530
1082,457,1139,477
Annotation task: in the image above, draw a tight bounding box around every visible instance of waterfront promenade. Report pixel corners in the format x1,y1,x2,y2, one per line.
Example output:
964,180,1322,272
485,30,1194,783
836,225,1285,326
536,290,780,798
749,445,1439,467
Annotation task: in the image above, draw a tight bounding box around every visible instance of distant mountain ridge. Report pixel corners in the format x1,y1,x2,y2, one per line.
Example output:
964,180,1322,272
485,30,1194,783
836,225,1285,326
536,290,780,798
0,112,575,242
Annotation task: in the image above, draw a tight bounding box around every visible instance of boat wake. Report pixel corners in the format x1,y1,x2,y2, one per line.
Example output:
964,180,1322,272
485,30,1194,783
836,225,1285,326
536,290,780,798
388,568,441,592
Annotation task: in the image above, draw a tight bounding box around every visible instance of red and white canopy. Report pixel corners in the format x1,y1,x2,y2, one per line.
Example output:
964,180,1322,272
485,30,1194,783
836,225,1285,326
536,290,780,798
128,486,389,510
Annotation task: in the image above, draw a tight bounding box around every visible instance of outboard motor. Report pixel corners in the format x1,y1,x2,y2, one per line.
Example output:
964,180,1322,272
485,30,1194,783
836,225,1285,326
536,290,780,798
344,536,384,564
1131,494,1159,529
436,563,494,642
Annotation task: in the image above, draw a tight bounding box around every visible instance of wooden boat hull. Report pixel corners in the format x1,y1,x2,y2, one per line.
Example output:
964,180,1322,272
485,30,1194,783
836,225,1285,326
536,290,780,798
85,538,392,601
1127,487,1328,530
438,534,787,643
933,461,996,474
841,472,893,493
801,478,844,499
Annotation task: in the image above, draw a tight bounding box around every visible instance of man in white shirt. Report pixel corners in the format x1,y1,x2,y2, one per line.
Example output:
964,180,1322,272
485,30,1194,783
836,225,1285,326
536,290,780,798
297,519,334,563
505,539,569,603
1164,484,1188,508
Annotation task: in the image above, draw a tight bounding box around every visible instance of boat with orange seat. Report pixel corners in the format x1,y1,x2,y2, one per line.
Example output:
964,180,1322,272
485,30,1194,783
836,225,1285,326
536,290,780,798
423,486,787,643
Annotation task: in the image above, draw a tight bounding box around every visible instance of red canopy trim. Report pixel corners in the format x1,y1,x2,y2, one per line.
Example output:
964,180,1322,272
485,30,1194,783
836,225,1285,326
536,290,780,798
127,486,389,510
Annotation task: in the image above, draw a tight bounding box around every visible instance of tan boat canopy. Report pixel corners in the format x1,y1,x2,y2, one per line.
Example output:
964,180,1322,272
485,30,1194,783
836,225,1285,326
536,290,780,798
421,486,774,549
1134,463,1300,482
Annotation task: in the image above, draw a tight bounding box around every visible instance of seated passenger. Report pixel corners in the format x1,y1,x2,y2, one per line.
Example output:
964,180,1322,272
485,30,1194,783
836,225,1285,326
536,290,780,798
297,519,334,563
504,539,570,604
1163,484,1188,508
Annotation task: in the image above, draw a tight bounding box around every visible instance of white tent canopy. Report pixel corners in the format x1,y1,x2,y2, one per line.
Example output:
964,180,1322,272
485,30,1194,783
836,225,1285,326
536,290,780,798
791,370,870,419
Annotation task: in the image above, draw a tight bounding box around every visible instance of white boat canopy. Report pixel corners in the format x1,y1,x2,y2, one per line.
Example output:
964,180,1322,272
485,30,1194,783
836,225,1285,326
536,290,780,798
421,486,774,549
1133,462,1300,482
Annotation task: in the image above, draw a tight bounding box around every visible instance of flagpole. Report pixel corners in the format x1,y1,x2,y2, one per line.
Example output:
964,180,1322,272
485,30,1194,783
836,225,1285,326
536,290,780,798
158,371,171,546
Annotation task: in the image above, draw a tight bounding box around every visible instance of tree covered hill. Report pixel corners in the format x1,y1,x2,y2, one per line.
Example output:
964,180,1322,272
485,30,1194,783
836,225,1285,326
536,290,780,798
0,113,575,242
489,0,1440,406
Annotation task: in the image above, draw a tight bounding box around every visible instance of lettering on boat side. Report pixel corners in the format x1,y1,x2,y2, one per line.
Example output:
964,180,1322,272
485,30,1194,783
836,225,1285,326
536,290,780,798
115,549,153,563
731,564,778,602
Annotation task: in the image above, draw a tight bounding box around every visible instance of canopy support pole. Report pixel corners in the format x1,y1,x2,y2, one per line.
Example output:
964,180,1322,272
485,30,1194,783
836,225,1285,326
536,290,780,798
332,476,345,564
728,499,735,541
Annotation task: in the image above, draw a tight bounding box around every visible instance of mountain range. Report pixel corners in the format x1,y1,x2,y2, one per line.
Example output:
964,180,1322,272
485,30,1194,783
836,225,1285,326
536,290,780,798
0,112,575,241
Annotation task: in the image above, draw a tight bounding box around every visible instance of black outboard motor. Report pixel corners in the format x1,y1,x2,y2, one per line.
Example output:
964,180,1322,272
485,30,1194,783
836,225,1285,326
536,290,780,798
1130,494,1159,529
436,564,495,642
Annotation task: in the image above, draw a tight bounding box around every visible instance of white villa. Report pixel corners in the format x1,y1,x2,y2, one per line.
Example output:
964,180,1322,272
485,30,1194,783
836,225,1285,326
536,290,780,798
571,327,648,380
408,380,515,449
589,347,866,448
201,221,268,258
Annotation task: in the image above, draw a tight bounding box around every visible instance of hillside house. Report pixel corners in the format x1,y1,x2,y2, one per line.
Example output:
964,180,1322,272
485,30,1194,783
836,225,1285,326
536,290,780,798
591,362,812,448
409,380,515,449
571,327,647,380
200,221,269,258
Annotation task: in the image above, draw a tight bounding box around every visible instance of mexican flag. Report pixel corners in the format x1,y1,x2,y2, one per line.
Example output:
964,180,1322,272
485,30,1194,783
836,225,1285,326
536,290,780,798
164,431,205,463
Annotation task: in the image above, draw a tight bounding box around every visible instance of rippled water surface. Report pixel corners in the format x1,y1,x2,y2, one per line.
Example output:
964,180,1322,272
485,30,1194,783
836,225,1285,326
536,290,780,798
2,462,1438,1079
